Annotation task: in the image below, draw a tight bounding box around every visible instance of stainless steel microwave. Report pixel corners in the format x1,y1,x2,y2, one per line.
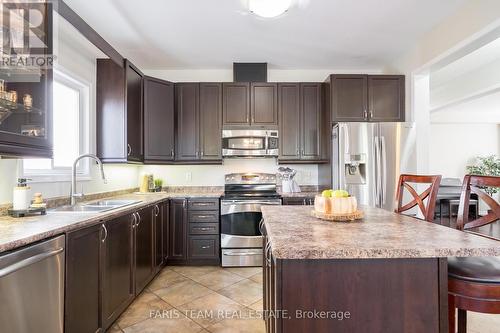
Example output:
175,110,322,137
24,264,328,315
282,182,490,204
222,129,279,157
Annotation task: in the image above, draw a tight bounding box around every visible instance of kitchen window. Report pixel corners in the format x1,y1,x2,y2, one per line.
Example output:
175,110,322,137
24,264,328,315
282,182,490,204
22,68,90,181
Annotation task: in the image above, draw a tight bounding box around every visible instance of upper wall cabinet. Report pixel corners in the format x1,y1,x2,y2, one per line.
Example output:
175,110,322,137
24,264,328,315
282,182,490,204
144,77,175,164
0,3,52,158
97,59,144,163
223,82,277,127
329,74,405,122
175,83,222,163
279,83,327,163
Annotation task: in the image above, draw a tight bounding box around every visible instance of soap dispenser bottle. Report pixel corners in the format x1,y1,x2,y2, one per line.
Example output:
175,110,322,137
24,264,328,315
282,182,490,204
13,178,31,211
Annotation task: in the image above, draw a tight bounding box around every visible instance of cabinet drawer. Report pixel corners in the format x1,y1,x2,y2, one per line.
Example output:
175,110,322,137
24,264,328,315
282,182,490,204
282,197,314,205
188,211,219,223
189,223,219,235
188,236,219,259
188,198,219,211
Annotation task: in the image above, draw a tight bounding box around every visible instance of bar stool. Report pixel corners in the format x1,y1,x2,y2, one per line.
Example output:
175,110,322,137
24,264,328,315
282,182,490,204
448,175,500,333
394,174,442,222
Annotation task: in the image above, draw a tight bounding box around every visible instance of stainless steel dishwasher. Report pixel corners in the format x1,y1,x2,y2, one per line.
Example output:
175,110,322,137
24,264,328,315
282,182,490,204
0,235,65,333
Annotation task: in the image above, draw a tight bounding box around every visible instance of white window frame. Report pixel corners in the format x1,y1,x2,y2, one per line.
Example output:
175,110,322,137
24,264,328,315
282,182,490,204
21,66,91,182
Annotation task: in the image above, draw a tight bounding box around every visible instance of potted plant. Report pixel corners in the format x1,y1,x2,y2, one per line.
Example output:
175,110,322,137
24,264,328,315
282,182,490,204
466,155,500,196
153,179,164,192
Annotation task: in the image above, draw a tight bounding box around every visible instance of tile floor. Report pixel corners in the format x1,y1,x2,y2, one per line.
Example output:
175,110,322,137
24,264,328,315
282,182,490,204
109,266,500,333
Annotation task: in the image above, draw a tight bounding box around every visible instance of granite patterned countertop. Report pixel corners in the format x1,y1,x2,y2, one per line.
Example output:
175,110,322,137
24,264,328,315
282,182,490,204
261,205,500,259
0,191,222,254
279,191,320,198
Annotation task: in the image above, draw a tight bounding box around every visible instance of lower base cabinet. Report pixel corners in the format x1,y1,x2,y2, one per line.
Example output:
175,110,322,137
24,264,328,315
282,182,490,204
65,224,103,333
65,201,169,332
102,214,135,328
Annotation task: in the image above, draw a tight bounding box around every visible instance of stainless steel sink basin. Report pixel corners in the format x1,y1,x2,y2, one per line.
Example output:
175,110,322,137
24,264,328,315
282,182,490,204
84,199,140,207
50,199,141,214
50,205,115,213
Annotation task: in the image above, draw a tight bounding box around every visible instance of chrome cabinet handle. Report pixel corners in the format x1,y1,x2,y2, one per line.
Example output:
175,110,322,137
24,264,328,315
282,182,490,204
201,151,204,157
132,213,137,228
369,110,373,118
102,224,108,243
195,214,212,218
170,149,174,157
154,205,160,217
201,245,211,249
127,144,132,156
194,202,213,206
135,212,141,227
183,200,187,208
363,109,368,119
194,227,212,231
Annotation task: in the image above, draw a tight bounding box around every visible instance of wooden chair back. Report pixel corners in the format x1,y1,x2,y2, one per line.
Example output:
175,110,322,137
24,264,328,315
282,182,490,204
395,174,442,222
457,175,500,231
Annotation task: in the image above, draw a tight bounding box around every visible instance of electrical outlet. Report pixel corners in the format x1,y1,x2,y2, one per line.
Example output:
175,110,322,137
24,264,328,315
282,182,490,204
185,172,192,182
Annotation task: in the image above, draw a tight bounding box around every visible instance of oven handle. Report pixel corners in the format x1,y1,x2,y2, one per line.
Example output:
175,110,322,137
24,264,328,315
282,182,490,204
221,200,282,205
223,250,262,256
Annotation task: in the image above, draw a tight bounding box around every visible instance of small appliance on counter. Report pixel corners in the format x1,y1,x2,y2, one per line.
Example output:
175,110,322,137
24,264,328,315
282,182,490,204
9,179,46,217
278,167,301,193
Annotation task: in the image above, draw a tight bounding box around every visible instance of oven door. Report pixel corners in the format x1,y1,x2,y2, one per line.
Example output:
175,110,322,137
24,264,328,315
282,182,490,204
220,199,281,248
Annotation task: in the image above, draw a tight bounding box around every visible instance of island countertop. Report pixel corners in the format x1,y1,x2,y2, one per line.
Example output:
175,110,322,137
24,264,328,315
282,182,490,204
261,205,500,259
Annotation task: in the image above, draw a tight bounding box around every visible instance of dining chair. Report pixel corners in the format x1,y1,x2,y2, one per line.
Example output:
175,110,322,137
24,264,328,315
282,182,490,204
395,174,442,222
448,175,500,333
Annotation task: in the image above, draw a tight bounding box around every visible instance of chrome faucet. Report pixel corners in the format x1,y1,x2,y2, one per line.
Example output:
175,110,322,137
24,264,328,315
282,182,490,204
70,154,107,205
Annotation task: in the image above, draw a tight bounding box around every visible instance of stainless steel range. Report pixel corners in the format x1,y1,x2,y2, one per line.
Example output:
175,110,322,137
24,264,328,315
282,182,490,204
221,173,281,267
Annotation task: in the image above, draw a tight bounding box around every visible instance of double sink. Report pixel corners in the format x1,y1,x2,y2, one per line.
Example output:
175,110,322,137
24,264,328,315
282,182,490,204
50,199,141,214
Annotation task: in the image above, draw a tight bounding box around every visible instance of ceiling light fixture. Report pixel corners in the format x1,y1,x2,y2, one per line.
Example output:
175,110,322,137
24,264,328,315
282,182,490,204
248,0,292,18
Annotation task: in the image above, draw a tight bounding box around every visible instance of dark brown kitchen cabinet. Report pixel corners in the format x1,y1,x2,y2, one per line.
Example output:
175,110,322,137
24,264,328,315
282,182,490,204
144,77,175,163
161,201,170,263
169,198,188,262
328,74,405,122
251,83,278,126
97,59,144,163
223,82,277,127
102,214,135,328
0,3,53,158
223,82,250,126
65,224,103,333
279,83,325,163
134,207,155,294
368,75,405,122
330,74,368,122
175,83,222,162
175,83,198,160
278,83,300,160
199,83,222,160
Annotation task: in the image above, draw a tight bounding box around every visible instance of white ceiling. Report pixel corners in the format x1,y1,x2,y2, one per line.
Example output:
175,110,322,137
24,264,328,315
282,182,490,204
64,0,467,70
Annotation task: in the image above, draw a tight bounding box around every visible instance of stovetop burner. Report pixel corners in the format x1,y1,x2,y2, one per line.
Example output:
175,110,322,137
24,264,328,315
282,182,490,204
223,172,280,200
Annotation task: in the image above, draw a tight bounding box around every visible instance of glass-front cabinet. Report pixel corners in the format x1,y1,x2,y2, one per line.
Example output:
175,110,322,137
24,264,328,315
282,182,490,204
0,1,53,157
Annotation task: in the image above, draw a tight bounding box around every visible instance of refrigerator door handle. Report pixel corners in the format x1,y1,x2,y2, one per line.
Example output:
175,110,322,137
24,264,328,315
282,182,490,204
380,136,387,206
373,136,380,207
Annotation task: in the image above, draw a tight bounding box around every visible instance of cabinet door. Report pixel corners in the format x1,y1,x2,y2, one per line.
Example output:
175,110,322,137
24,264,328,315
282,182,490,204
102,214,134,328
125,61,143,162
301,83,322,160
368,75,405,122
65,224,103,333
144,77,175,162
153,204,163,272
223,82,250,126
135,207,155,294
199,83,222,160
175,83,199,160
331,75,368,122
278,83,301,161
251,83,278,126
169,199,188,261
161,201,170,262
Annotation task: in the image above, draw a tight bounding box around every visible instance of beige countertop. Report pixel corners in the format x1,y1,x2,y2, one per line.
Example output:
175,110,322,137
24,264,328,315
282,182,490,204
261,205,500,259
0,191,222,254
279,191,320,198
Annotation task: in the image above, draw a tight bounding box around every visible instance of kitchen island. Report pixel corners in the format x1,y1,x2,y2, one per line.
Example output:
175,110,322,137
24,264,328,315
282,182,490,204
261,205,500,333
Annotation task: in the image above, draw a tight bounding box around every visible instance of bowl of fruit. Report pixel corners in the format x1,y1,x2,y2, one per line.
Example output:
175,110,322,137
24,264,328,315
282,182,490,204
312,189,363,222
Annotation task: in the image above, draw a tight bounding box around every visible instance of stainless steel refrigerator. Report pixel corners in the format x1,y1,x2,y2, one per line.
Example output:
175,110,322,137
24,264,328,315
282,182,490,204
332,123,401,211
